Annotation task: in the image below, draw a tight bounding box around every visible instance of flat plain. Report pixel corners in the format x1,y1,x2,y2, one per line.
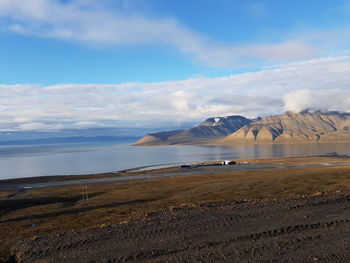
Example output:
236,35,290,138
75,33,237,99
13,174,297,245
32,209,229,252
1,156,350,262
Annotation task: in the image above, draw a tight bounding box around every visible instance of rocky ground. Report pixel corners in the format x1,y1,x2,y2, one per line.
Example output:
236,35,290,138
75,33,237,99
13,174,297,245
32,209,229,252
12,192,350,263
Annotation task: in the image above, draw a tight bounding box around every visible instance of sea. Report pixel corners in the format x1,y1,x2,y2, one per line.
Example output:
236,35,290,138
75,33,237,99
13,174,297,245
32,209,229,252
1,140,350,180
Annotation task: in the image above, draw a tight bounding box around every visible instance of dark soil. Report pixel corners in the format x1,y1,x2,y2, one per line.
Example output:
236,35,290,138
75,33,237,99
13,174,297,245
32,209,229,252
11,192,350,262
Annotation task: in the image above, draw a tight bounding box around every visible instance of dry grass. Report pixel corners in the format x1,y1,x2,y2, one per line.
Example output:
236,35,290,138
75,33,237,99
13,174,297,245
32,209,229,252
1,157,350,261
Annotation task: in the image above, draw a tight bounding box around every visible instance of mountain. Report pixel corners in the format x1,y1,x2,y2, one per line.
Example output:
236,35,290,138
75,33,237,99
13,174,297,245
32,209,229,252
133,115,252,146
213,111,350,145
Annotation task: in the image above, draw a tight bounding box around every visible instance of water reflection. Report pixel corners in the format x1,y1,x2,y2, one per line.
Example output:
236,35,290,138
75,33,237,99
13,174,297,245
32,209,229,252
0,142,349,179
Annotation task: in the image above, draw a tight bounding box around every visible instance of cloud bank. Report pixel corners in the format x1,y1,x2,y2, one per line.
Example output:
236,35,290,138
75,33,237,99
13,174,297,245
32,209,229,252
0,56,349,131
283,89,350,113
0,0,319,67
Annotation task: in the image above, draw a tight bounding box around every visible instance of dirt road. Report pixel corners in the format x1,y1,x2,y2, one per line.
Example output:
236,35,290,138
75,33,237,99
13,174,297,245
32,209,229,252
2,161,349,190
12,192,350,262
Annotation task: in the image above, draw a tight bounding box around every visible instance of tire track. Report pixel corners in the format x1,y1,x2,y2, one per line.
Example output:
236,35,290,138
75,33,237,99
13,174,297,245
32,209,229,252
12,193,350,262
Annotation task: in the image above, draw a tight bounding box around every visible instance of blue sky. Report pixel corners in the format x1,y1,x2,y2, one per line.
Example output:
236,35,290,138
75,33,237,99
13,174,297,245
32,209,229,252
0,0,350,130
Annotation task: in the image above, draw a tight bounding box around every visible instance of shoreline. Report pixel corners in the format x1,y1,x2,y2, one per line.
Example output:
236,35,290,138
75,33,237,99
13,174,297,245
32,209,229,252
1,155,350,190
2,142,350,181
134,139,350,146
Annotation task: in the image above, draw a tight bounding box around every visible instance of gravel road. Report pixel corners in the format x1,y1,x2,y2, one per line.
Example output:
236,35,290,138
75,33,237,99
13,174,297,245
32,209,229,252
2,161,349,190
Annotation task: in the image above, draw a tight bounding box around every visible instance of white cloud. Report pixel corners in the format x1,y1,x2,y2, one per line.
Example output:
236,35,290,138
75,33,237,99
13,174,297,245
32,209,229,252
0,56,350,130
283,89,350,113
0,0,320,67
17,122,65,131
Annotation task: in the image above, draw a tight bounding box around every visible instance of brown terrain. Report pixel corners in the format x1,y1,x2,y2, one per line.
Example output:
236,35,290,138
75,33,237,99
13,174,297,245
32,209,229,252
1,156,350,262
215,111,350,145
134,111,350,146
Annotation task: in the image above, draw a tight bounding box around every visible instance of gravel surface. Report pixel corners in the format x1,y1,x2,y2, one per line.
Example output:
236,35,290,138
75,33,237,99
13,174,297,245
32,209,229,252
12,192,350,262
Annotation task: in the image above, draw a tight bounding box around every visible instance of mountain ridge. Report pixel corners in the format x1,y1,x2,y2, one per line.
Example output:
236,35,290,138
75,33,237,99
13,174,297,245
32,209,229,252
212,111,350,145
133,115,252,146
133,111,350,146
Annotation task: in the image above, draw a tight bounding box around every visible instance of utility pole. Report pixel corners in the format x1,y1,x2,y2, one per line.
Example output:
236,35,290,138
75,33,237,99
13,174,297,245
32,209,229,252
81,185,88,200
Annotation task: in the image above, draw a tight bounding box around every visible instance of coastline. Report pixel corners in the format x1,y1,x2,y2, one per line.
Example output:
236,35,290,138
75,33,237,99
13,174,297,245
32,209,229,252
1,155,350,262
1,155,350,190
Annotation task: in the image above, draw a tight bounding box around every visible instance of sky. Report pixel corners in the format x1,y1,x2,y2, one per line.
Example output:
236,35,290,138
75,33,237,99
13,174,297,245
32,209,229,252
1,0,350,131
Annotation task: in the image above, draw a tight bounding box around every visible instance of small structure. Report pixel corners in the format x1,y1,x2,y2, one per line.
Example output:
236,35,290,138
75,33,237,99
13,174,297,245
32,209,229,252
222,160,236,165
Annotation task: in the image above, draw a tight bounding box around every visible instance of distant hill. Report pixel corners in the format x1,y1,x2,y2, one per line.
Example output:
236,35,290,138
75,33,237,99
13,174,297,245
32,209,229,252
133,115,252,146
213,111,350,145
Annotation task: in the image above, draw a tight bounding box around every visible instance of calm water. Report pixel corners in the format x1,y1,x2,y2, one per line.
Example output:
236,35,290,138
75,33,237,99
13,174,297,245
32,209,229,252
0,141,350,180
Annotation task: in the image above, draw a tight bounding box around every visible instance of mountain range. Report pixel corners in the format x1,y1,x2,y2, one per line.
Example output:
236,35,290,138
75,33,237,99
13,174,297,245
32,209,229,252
133,111,350,146
133,115,254,145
